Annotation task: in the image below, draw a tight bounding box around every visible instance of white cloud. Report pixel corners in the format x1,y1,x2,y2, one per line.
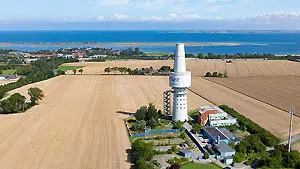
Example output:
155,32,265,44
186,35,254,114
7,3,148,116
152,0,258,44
92,11,300,25
203,0,230,3
169,13,177,18
114,13,129,19
246,11,300,24
92,0,130,6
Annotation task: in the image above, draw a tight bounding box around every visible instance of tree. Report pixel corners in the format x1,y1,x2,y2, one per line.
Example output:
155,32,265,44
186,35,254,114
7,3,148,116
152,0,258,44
132,120,147,132
0,93,26,113
171,145,178,153
174,121,183,130
1,99,14,113
16,65,33,75
72,69,77,75
57,70,65,75
205,72,212,77
9,93,26,112
135,47,141,56
78,69,83,74
146,103,159,121
169,164,180,169
135,106,147,121
132,140,155,162
207,52,214,58
159,66,171,72
148,118,158,128
212,72,218,77
192,123,202,134
198,53,204,59
28,87,44,105
203,152,209,159
104,67,111,74
233,152,246,163
218,73,223,77
136,158,154,169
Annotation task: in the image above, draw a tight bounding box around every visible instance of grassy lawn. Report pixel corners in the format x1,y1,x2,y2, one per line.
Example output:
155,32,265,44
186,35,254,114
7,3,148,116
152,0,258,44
2,69,16,75
58,66,85,71
181,162,222,169
129,136,137,144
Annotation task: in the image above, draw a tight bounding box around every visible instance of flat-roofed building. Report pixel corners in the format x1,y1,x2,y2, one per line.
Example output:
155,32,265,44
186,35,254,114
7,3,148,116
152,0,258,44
202,127,230,144
213,141,235,164
198,106,237,127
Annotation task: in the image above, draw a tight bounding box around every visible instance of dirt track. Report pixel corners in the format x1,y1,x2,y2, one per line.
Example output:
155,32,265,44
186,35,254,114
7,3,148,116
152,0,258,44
0,75,210,169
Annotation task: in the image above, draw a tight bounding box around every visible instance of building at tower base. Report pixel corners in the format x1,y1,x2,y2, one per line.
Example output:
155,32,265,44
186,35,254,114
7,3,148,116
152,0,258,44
169,43,191,122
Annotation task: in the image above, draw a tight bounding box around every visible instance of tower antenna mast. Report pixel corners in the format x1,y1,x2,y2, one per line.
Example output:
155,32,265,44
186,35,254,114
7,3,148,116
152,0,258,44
288,106,294,152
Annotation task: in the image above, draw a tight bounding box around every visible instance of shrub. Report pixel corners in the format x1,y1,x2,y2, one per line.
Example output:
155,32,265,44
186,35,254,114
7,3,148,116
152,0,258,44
205,72,212,77
132,120,147,132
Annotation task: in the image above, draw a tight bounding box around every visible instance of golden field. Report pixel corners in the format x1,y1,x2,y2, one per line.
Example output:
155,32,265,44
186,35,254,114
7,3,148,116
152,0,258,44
0,59,299,168
0,75,209,169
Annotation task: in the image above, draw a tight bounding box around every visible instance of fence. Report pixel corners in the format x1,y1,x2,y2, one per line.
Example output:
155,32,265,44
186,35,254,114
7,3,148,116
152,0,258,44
131,129,181,137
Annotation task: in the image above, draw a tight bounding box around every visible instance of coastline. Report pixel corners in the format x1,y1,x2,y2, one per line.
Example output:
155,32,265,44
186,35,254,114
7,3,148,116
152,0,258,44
0,42,242,47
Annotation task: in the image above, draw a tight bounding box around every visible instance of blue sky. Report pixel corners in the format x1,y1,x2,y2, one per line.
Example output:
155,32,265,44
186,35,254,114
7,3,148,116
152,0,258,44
1,0,300,30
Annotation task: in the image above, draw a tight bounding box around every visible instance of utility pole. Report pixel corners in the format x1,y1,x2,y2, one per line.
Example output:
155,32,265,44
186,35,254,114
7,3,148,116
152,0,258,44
288,106,294,152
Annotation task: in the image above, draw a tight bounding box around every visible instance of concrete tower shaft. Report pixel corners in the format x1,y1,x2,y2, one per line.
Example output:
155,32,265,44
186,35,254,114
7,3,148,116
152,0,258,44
174,43,187,73
169,43,191,122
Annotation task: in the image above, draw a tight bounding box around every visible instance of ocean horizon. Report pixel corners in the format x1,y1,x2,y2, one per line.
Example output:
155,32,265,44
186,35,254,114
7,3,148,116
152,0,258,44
0,30,300,54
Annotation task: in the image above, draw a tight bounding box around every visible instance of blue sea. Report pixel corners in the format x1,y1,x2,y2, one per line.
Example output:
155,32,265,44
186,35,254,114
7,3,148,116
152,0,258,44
0,30,300,54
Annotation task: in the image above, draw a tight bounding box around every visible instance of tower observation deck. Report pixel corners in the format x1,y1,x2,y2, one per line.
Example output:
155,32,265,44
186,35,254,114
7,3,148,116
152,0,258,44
169,43,191,122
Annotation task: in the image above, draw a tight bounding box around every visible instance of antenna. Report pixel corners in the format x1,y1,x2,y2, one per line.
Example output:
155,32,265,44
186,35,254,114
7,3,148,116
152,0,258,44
288,106,294,152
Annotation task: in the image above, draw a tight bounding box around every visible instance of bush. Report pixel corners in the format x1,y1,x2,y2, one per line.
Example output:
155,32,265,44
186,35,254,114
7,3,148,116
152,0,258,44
169,163,180,169
203,152,209,159
171,145,178,153
205,72,212,77
233,152,246,163
132,120,147,132
192,123,202,134
174,121,184,130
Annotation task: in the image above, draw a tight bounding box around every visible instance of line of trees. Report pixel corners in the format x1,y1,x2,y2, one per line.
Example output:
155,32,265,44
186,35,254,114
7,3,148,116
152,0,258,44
104,67,131,74
0,57,78,99
104,66,172,76
0,87,44,114
204,71,228,78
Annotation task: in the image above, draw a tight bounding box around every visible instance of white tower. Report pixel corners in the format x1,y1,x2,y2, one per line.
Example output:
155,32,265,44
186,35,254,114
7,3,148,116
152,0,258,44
169,43,191,122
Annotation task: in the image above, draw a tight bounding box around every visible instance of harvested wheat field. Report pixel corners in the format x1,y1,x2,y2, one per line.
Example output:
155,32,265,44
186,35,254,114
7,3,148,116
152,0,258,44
0,75,210,169
209,76,300,115
292,142,300,151
190,76,300,139
65,59,300,77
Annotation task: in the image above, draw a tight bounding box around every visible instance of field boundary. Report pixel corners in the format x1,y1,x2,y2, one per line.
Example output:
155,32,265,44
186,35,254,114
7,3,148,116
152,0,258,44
202,77,299,118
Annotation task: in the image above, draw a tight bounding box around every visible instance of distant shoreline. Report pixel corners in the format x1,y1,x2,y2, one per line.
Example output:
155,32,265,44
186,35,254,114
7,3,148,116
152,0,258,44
0,42,243,47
